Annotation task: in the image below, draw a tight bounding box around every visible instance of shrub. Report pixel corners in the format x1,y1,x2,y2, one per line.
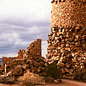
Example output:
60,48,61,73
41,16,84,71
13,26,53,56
18,70,45,86
44,63,62,82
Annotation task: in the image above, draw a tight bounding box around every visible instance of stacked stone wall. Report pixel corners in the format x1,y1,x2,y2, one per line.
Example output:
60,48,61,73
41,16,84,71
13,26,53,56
7,39,45,77
17,49,26,60
0,39,45,76
51,0,86,28
26,39,41,57
47,0,86,79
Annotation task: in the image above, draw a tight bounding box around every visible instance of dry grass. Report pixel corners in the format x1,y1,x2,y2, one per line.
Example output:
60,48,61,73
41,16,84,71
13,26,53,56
18,70,45,86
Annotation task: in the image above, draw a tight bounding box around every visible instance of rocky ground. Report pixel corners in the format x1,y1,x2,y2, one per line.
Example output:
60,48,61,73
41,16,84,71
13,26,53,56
0,79,86,86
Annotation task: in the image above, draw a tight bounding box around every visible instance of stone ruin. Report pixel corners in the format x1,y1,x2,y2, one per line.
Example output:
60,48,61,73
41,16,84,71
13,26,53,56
23,39,45,76
0,39,45,78
46,0,86,79
0,0,86,82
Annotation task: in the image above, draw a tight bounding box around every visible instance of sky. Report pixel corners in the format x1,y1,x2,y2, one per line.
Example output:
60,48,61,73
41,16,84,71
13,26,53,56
0,0,52,58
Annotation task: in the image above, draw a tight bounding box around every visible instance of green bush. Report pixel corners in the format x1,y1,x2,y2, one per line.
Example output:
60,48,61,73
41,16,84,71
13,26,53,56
44,63,62,82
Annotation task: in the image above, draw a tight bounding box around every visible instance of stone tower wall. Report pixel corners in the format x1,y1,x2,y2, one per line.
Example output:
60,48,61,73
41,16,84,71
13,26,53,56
47,0,86,79
51,0,86,28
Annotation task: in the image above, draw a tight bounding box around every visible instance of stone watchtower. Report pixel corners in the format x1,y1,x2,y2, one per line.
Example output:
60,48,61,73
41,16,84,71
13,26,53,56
47,0,86,79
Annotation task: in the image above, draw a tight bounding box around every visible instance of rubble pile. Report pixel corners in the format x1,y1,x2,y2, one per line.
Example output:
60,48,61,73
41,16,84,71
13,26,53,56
47,0,86,79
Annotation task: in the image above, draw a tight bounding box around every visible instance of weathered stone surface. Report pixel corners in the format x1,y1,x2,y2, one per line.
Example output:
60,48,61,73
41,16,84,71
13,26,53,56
47,0,86,79
9,65,24,77
17,49,26,60
1,39,46,81
51,0,86,28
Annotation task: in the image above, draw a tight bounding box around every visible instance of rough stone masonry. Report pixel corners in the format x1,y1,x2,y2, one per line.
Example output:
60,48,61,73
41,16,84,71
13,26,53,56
46,0,86,79
0,39,45,76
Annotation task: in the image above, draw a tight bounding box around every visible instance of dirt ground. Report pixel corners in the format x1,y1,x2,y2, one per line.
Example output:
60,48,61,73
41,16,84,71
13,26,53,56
47,79,86,86
0,79,86,86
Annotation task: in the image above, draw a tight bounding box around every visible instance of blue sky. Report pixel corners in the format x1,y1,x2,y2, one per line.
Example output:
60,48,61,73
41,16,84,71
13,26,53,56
0,0,51,58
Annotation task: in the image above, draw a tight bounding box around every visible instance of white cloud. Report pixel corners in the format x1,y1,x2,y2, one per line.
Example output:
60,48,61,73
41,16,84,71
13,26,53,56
0,0,51,22
0,0,51,58
42,41,48,58
0,31,29,47
0,32,18,43
28,25,41,34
